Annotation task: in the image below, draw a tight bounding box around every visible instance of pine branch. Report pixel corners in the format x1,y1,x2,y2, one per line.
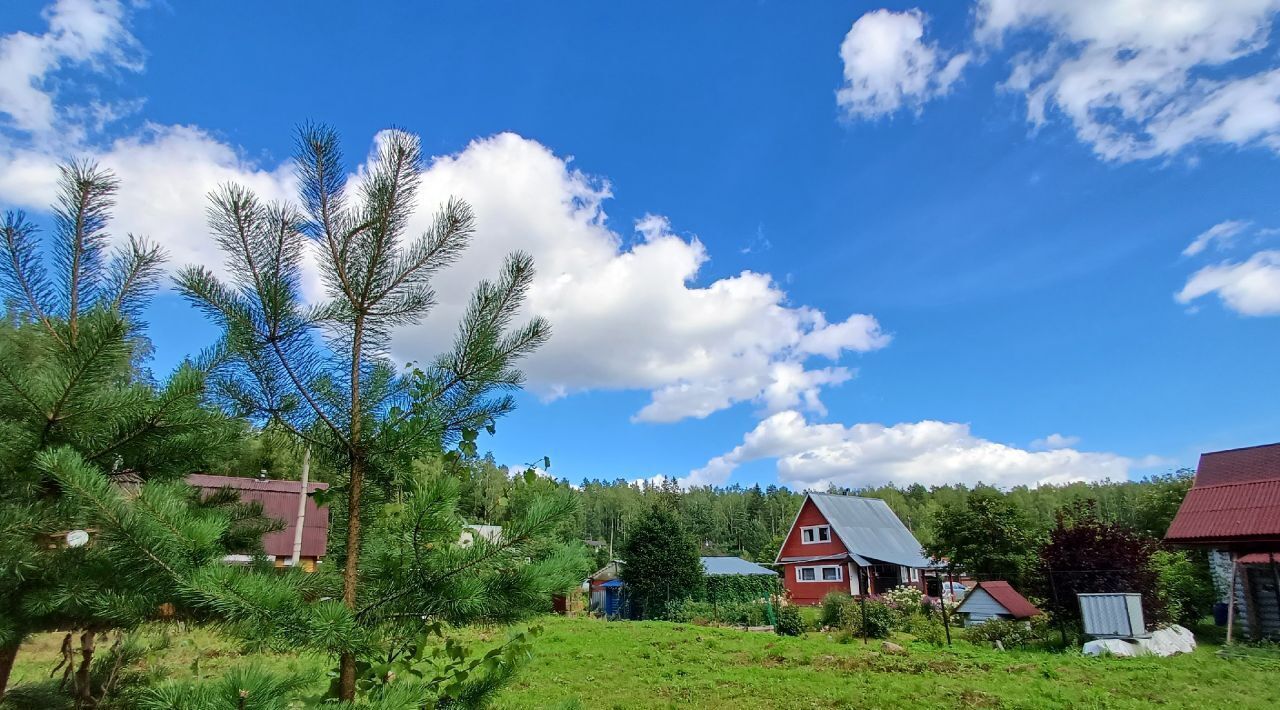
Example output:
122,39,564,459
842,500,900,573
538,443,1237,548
101,235,167,322
38,313,130,447
0,211,62,345
53,162,119,342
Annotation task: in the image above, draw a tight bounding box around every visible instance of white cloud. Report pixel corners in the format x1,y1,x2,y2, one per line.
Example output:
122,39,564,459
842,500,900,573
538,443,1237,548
837,9,970,119
979,0,1280,160
687,410,1138,489
0,2,890,426
0,0,139,140
1177,250,1280,315
1183,219,1252,256
400,134,890,422
1030,432,1081,450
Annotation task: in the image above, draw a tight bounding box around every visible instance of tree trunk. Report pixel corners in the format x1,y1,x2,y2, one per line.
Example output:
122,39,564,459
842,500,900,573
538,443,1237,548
0,642,19,703
74,629,96,708
338,457,364,698
337,319,365,702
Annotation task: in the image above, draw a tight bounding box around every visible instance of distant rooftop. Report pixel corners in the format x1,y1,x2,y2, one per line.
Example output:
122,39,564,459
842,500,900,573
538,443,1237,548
700,556,776,576
188,473,329,559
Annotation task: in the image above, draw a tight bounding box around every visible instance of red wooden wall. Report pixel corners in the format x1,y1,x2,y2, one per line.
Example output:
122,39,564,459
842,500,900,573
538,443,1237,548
779,498,851,604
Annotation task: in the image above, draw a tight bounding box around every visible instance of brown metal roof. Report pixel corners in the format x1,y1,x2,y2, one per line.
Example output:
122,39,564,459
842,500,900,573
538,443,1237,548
188,474,330,559
1193,442,1280,486
1165,478,1280,545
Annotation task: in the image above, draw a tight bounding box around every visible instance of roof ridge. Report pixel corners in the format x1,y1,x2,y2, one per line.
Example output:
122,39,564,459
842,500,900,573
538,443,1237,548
810,492,887,502
1202,442,1280,456
1192,477,1280,489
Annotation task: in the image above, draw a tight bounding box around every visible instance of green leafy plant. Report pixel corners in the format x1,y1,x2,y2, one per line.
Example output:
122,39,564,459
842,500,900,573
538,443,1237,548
963,616,1051,648
819,592,853,629
1150,549,1216,626
773,605,806,637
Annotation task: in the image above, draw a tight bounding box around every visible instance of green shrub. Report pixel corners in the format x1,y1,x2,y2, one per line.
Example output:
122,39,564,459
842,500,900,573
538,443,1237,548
963,616,1051,647
903,608,947,645
705,574,783,605
820,592,853,628
861,600,895,638
1150,549,1216,626
664,598,771,627
775,604,806,636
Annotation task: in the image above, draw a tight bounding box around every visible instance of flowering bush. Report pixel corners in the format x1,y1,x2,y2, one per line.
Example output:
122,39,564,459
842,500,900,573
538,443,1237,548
882,585,924,612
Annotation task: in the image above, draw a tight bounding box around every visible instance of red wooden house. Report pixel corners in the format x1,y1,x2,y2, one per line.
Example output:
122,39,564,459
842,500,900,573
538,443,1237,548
774,492,932,604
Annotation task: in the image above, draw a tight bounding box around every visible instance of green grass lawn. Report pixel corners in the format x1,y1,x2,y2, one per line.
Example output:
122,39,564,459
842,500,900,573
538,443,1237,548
9,616,1279,709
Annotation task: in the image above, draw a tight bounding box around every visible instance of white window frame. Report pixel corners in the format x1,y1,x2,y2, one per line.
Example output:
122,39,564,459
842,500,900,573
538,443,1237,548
908,568,919,582
796,565,842,583
800,525,831,545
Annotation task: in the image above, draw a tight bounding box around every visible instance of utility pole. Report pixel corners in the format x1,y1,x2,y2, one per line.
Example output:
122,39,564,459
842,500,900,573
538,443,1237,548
290,447,311,568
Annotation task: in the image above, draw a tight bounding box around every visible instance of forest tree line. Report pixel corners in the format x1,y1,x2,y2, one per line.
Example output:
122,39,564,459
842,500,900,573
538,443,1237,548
236,435,1196,569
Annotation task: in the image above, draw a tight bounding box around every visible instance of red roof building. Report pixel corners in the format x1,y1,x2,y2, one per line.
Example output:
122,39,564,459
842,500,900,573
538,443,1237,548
954,580,1041,626
1165,444,1280,548
188,474,330,570
1164,443,1280,641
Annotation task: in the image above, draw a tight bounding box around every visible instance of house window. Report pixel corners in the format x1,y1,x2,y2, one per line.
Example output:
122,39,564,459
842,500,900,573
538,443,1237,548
800,525,831,544
796,565,842,582
909,568,919,582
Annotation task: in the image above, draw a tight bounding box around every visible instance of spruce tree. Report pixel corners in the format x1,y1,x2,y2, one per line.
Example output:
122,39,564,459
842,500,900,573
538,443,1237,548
620,500,704,620
0,163,243,703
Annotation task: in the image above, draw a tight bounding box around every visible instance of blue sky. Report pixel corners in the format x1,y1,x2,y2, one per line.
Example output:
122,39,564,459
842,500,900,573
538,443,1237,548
4,1,1280,490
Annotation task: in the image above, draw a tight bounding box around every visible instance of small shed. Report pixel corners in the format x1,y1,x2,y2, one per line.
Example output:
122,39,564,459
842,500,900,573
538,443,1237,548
588,560,624,616
597,578,625,618
955,581,1041,627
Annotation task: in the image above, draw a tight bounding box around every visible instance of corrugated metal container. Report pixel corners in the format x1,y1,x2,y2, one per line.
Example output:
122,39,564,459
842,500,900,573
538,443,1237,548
1079,593,1146,638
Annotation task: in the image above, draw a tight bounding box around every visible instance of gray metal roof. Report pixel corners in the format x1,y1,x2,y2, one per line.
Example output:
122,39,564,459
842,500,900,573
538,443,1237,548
700,556,777,576
808,493,932,568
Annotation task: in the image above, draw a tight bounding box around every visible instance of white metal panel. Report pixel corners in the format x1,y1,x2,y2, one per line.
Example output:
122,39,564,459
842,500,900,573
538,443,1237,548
1079,593,1146,638
957,588,1007,617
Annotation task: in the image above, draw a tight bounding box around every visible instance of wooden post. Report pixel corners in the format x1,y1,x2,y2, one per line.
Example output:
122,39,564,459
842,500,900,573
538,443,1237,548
290,446,311,568
1269,554,1280,638
1242,564,1261,641
1047,568,1067,646
859,594,868,644
1226,557,1238,645
941,567,952,646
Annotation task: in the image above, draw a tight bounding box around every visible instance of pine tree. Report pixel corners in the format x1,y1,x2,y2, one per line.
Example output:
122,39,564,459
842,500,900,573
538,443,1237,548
38,125,578,705
0,163,244,703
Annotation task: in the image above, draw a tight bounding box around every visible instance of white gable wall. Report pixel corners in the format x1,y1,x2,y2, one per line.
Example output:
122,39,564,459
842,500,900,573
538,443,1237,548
957,587,1013,627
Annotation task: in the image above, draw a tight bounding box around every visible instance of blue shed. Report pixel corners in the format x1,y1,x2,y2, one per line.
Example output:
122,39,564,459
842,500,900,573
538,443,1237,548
599,578,625,618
